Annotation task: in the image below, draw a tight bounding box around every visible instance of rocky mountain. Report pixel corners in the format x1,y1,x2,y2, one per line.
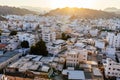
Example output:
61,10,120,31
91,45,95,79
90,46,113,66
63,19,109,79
0,6,36,15
45,7,120,19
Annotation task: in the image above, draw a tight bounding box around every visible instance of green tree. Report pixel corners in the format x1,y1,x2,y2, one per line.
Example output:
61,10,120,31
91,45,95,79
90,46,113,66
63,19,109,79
61,32,71,40
30,39,48,56
21,41,29,48
30,46,37,54
9,31,17,36
0,29,3,36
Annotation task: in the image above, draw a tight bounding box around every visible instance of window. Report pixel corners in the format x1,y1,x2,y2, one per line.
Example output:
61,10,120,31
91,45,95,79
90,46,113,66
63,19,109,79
10,48,12,50
109,63,111,65
109,68,111,70
113,68,115,70
108,72,110,74
117,69,120,71
74,55,76,58
83,59,86,61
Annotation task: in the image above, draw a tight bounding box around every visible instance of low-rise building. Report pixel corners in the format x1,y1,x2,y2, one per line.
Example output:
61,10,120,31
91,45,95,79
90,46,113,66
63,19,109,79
62,69,85,80
47,39,67,55
0,51,23,70
3,55,53,80
17,33,36,46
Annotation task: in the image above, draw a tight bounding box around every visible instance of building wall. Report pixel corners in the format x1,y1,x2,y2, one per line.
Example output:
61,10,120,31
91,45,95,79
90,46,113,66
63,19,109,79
107,33,120,48
17,33,36,46
105,58,120,77
66,49,88,67
42,26,56,43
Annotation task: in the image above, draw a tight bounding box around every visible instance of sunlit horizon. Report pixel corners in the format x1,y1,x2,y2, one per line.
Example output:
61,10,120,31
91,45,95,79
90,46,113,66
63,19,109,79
0,0,120,10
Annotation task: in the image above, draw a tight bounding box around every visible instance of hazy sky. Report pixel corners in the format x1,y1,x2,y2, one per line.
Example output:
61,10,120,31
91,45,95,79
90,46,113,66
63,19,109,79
0,0,120,10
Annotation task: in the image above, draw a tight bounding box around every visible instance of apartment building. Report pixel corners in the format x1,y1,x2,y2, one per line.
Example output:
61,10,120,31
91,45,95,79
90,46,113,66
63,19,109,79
17,33,36,46
42,26,56,43
47,39,66,55
66,49,88,67
104,58,120,77
107,33,120,48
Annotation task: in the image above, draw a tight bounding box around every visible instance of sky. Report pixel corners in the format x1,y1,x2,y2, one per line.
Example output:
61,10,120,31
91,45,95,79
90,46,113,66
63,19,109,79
0,0,120,10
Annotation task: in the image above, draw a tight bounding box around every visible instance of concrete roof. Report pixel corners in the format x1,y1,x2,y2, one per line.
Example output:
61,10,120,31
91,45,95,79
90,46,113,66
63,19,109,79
62,70,85,80
41,66,50,72
9,55,43,72
74,43,85,48
53,39,65,45
68,70,85,80
0,51,20,64
93,67,102,76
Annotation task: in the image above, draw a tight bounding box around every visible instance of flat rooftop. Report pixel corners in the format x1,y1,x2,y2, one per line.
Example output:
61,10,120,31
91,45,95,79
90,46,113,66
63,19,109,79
62,70,85,80
0,51,21,64
8,55,50,73
93,67,102,76
68,70,85,80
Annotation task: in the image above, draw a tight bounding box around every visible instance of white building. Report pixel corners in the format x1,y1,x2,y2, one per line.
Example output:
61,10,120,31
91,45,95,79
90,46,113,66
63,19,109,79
89,29,99,37
4,36,20,51
42,26,56,43
17,33,36,46
5,43,18,51
95,40,105,49
22,22,39,31
66,49,88,67
47,40,66,55
104,47,116,60
107,33,120,48
0,36,9,43
104,58,120,77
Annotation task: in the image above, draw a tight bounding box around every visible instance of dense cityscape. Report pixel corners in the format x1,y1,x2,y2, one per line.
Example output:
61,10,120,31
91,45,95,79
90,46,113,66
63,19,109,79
0,13,119,80
0,0,120,80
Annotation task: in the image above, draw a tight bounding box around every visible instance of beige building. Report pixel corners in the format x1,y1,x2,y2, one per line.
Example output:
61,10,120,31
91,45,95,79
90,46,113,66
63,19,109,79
66,49,88,67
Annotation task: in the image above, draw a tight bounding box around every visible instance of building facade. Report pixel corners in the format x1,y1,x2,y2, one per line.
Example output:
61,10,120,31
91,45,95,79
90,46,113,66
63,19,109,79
41,26,56,43
66,49,88,67
107,33,120,48
105,58,120,77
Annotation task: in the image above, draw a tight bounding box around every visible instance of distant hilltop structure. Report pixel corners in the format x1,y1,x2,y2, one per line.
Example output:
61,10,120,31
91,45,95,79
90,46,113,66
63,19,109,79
104,7,120,14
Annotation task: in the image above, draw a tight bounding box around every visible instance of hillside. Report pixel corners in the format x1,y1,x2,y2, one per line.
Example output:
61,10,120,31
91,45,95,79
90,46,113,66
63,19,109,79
0,6,36,15
45,7,120,19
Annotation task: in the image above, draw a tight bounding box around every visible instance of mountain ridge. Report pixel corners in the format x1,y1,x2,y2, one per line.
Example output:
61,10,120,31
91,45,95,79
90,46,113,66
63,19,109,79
45,7,120,19
0,6,36,15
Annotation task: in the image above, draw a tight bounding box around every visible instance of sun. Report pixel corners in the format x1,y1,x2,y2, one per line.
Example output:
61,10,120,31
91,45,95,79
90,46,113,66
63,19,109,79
50,0,96,9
